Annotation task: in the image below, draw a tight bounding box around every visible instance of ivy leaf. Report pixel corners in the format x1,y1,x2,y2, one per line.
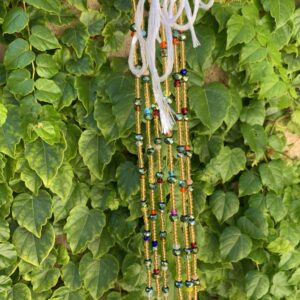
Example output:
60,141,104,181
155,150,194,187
79,253,119,299
64,205,106,254
32,121,61,145
66,55,94,76
226,15,255,49
189,83,230,133
270,272,293,298
106,74,135,136
29,25,60,51
25,0,61,14
19,160,42,194
102,22,125,52
107,208,138,241
237,208,268,240
240,100,265,126
7,69,34,96
25,138,65,187
269,0,294,27
267,237,293,254
7,283,31,300
0,243,17,270
198,227,221,263
2,8,29,34
116,161,139,202
224,90,242,130
0,103,7,127
240,40,267,65
35,79,62,104
78,130,116,180
67,0,87,11
219,226,252,262
48,163,74,200
61,261,81,290
12,190,52,238
31,268,60,292
50,287,85,300
36,54,59,79
90,184,118,211
259,160,284,193
0,106,23,157
209,190,239,223
239,170,262,196
80,11,105,36
0,182,13,209
241,124,267,160
0,219,10,242
12,223,55,266
266,192,287,222
245,270,269,300
61,23,89,58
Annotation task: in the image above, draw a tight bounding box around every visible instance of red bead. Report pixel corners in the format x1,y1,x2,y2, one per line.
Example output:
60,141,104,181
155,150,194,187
160,41,167,49
153,109,160,117
185,145,191,151
157,177,163,184
181,107,188,115
191,242,197,249
153,269,160,274
135,105,141,112
180,187,186,193
173,37,179,45
174,80,181,88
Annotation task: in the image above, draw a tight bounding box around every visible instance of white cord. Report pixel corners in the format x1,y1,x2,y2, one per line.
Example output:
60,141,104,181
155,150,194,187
128,0,215,133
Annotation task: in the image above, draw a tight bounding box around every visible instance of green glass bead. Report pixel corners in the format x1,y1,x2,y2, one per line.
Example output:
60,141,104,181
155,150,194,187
164,137,174,145
167,176,177,184
169,214,179,222
142,75,151,83
154,137,162,145
182,75,189,82
149,213,157,221
172,72,182,80
160,231,167,238
179,33,187,41
147,147,155,155
172,30,180,38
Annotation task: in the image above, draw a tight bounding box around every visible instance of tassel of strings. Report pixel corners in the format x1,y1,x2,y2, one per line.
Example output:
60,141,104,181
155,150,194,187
128,0,214,134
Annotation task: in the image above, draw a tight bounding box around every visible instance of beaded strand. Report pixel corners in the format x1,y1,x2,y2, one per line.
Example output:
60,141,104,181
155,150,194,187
131,1,153,298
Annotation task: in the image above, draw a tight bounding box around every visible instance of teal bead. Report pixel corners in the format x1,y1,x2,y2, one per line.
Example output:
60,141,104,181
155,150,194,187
167,176,177,184
179,180,187,187
172,30,180,38
177,145,185,153
176,113,183,121
154,137,162,145
147,147,155,155
164,137,174,145
142,75,151,83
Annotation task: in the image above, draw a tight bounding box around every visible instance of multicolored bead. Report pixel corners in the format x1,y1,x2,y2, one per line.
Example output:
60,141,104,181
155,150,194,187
162,286,169,294
159,231,167,239
175,280,183,288
145,286,153,296
158,201,166,211
172,245,181,256
161,260,168,271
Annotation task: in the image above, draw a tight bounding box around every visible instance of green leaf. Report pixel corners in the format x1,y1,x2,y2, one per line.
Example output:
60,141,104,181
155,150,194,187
61,23,89,58
67,0,87,10
106,74,135,136
0,103,7,127
29,25,60,51
80,11,105,36
0,219,10,242
74,76,96,112
266,192,287,222
50,287,85,300
79,253,119,299
78,130,116,180
0,243,17,270
7,283,31,300
224,90,242,130
226,15,255,49
35,79,62,104
25,0,61,14
241,124,267,160
31,268,60,292
245,270,269,300
66,55,94,76
32,121,61,145
240,100,265,126
189,83,230,133
198,227,221,263
240,40,268,65
267,237,293,254
19,160,42,194
102,23,125,52
36,54,59,79
108,208,138,241
259,160,284,193
7,69,34,96
219,226,252,262
12,223,55,266
270,272,293,298
90,184,118,211
12,190,52,238
64,205,106,254
25,138,65,187
48,163,73,200
279,251,300,271
116,161,139,202
269,0,294,27
2,8,28,34
0,182,13,208
239,170,262,196
61,262,81,290
237,208,268,240
209,190,239,223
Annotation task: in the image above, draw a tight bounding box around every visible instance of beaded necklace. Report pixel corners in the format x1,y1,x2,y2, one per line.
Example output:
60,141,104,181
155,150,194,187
130,1,212,298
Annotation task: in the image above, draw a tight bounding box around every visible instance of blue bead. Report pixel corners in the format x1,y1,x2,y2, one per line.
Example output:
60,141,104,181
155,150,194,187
180,69,188,76
168,171,175,177
144,107,152,114
152,240,158,248
144,236,150,241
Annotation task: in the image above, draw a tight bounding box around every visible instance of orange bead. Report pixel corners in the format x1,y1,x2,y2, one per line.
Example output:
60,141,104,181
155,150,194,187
185,145,191,151
180,187,186,193
131,31,135,37
160,41,167,49
173,37,179,45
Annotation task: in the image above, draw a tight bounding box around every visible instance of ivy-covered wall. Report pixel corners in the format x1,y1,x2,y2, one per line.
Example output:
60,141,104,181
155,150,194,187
0,0,300,299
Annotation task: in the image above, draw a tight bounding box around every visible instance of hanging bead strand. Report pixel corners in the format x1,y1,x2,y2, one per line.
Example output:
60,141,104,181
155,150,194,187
131,1,153,298
178,14,199,300
173,26,193,299
143,76,161,299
